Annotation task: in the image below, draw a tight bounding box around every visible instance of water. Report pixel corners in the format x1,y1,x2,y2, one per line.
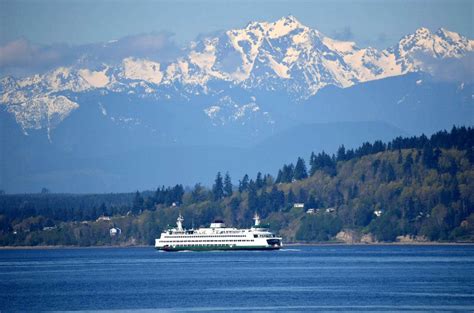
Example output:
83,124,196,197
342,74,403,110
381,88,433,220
0,245,473,312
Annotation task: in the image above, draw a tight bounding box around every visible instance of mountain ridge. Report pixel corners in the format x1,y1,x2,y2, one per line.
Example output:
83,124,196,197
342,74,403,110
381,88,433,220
1,71,473,193
1,16,473,135
1,16,473,193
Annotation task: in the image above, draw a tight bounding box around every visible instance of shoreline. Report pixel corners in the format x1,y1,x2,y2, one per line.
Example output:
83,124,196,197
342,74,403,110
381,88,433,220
1,242,473,250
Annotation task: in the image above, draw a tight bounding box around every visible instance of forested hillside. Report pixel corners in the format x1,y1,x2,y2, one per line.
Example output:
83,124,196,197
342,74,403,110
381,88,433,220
1,126,473,246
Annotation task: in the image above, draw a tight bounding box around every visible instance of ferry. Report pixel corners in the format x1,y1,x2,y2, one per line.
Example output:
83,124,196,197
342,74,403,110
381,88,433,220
155,213,282,251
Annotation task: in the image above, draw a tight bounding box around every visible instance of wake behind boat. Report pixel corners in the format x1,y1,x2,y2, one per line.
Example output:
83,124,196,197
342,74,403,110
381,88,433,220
155,213,282,251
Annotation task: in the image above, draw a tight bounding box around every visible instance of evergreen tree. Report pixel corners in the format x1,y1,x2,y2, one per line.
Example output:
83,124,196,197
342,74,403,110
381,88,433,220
346,149,355,160
466,147,474,164
380,161,396,182
224,172,233,197
298,188,308,203
372,159,381,175
164,187,174,206
433,147,442,167
155,186,166,205
170,184,184,205
294,157,308,180
387,163,396,182
422,144,435,168
372,140,386,154
98,203,107,216
191,183,207,202
270,186,285,209
337,145,346,162
153,187,161,204
263,174,272,187
132,191,144,215
446,158,458,176
247,180,258,212
258,189,270,215
403,153,414,174
280,164,295,183
309,151,336,176
309,152,317,176
275,170,283,184
286,189,296,205
229,197,241,213
212,172,224,201
238,174,249,192
256,172,264,189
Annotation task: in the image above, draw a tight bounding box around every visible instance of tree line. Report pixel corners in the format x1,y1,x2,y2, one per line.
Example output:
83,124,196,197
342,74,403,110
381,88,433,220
0,126,472,245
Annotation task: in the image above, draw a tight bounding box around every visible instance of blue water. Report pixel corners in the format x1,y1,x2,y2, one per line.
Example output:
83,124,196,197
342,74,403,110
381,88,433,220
0,245,473,312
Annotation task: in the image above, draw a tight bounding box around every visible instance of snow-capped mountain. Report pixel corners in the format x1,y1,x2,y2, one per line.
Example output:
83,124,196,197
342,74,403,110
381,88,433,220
1,16,473,136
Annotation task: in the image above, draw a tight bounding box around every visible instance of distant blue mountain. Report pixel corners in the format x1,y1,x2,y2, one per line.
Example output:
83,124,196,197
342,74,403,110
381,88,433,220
0,17,473,193
2,72,472,193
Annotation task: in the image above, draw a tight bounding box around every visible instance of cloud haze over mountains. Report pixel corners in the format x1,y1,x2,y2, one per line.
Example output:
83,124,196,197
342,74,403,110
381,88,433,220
1,16,473,193
0,32,180,77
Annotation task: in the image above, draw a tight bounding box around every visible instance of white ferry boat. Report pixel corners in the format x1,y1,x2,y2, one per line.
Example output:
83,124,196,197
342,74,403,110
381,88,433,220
155,213,282,251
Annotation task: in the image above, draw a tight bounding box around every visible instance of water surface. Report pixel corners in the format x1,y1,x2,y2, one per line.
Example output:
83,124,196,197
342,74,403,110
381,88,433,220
0,245,473,312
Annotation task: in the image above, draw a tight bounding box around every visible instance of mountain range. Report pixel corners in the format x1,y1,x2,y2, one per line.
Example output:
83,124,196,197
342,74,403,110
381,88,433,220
1,16,473,193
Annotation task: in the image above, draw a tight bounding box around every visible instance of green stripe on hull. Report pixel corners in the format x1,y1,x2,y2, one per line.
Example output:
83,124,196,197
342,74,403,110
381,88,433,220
156,244,281,252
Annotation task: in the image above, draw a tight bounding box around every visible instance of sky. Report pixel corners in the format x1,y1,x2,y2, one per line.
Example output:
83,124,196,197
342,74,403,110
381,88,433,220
0,0,472,76
1,0,472,46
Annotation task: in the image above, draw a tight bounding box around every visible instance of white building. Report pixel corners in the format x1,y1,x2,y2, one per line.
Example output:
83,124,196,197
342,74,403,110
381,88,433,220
97,216,111,222
110,227,122,236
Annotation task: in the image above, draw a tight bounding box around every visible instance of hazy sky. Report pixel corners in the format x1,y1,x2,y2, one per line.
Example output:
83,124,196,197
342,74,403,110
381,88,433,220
1,0,472,47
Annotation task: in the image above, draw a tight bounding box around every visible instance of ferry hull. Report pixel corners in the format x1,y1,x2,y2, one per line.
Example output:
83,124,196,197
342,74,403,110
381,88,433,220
156,244,281,252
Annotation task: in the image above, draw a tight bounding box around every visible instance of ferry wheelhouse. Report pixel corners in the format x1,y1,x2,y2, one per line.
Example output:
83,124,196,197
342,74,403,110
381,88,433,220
155,213,282,251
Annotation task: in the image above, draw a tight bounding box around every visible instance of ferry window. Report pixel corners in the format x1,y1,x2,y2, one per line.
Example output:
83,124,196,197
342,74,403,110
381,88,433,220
253,234,258,238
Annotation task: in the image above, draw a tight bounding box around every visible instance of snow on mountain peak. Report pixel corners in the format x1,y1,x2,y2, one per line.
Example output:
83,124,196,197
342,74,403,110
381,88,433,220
396,26,472,59
203,95,274,126
122,57,163,85
6,95,79,134
322,37,357,53
78,67,110,88
1,16,473,133
278,15,301,25
414,27,431,35
436,28,461,41
267,15,306,38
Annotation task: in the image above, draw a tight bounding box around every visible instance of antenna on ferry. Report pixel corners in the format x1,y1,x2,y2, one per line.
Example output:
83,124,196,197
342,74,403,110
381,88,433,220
253,212,260,227
177,213,184,231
